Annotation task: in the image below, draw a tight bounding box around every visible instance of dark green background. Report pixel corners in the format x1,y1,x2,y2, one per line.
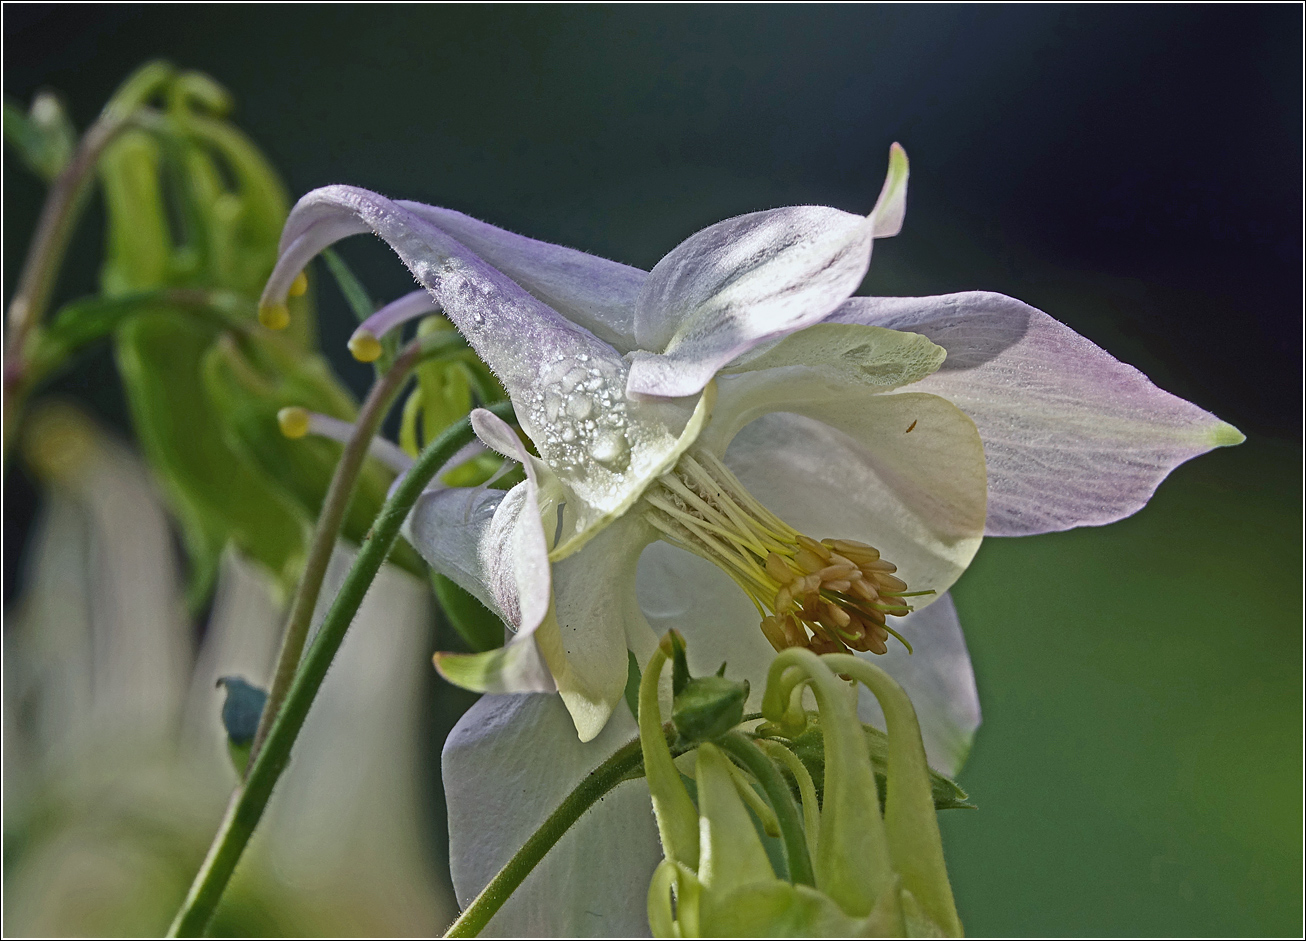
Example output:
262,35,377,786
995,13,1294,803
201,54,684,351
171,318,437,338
5,5,1301,936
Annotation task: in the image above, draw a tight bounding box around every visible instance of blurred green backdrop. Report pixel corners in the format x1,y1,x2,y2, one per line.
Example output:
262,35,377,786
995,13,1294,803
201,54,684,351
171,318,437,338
5,6,1300,937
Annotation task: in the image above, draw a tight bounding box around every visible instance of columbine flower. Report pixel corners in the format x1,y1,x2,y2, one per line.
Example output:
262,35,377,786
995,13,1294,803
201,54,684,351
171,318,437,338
258,145,1242,933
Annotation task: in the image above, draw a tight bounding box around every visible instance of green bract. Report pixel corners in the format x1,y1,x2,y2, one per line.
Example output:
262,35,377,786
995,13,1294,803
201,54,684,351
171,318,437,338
640,637,962,937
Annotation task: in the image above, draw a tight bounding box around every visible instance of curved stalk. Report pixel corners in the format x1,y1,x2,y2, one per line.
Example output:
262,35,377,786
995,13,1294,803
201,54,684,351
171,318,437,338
247,340,422,763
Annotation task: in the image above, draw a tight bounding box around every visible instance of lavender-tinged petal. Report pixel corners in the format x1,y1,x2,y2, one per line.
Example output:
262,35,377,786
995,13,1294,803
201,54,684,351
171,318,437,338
262,219,371,304
399,201,646,349
443,693,661,937
272,185,703,552
830,293,1244,535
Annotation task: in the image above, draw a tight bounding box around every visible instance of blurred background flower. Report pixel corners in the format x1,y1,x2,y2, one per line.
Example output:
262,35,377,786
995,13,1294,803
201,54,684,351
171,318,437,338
4,6,1300,937
4,403,452,935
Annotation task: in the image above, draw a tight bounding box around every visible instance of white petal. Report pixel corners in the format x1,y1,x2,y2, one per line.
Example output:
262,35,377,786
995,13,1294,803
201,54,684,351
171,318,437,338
627,206,875,398
535,514,658,741
443,693,661,937
399,201,646,349
705,393,988,604
636,542,779,712
627,145,909,399
403,486,505,617
831,293,1244,535
851,593,979,776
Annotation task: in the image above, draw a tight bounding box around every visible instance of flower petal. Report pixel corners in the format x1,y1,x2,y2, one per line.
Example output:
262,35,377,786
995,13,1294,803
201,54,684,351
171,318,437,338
626,206,875,398
707,394,988,604
268,185,706,553
627,145,909,399
398,201,647,349
851,593,979,777
831,293,1245,535
443,693,661,937
534,514,659,741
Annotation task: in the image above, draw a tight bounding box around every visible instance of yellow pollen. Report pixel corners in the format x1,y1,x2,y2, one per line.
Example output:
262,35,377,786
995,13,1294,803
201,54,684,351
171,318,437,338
277,406,311,439
288,271,309,297
348,328,384,363
258,302,291,330
641,448,932,658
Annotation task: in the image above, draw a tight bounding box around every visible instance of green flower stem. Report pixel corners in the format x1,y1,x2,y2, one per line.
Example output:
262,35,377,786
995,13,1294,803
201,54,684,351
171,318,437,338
445,727,680,939
718,731,816,887
246,340,422,763
167,398,517,938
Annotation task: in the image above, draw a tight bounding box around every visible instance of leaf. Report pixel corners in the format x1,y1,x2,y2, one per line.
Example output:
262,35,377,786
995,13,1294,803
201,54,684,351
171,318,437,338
115,310,308,601
201,332,426,577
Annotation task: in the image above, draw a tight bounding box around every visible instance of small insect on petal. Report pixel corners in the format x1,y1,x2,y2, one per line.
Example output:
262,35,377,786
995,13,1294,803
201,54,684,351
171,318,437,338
906,419,918,433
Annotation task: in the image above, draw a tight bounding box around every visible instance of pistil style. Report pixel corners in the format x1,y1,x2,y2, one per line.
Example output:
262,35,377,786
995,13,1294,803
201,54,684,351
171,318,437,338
642,448,930,657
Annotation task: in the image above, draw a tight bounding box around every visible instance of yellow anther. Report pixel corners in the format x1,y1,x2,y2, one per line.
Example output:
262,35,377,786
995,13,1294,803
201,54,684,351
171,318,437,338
277,407,311,439
258,302,291,330
288,271,309,297
348,328,384,363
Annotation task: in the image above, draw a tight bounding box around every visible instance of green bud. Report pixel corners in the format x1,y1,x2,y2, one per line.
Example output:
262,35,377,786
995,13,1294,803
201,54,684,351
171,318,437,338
672,675,749,744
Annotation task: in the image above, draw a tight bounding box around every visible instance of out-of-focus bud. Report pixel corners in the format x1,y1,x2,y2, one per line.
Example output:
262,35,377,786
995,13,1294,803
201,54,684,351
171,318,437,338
216,675,267,775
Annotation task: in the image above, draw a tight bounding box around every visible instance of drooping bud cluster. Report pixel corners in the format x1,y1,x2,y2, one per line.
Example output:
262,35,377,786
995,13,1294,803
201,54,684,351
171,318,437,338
642,448,928,658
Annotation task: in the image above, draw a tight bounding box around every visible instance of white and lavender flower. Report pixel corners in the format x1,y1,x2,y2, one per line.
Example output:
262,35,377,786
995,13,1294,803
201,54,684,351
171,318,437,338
258,144,1241,934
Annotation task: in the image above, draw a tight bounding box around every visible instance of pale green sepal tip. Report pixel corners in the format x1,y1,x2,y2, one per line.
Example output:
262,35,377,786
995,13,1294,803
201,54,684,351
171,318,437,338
1211,421,1246,447
433,644,535,695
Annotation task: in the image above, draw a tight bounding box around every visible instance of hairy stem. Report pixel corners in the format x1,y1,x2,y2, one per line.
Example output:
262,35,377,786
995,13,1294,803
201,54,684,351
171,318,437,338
167,399,517,937
247,340,422,763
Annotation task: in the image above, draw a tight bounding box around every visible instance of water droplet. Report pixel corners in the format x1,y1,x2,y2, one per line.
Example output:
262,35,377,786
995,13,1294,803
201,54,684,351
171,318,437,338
590,431,629,466
545,392,564,422
561,427,576,443
567,395,594,420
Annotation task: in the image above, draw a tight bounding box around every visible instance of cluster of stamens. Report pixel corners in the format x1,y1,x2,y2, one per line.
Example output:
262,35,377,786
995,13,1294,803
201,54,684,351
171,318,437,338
642,449,930,657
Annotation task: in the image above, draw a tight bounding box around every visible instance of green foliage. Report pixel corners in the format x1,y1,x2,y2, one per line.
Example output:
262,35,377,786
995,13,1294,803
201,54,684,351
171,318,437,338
3,91,76,182
7,61,470,605
115,311,308,606
431,573,504,653
774,714,975,813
